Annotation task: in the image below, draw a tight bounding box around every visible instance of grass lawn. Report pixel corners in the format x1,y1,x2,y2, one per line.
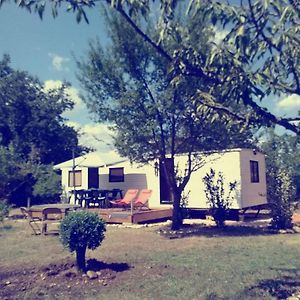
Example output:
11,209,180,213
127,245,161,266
1,217,300,300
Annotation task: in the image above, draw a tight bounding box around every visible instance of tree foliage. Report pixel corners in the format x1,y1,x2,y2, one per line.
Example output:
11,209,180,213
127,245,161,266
0,55,85,205
0,144,62,206
260,129,300,197
6,0,298,135
60,211,106,272
0,54,83,165
268,167,295,230
259,129,298,229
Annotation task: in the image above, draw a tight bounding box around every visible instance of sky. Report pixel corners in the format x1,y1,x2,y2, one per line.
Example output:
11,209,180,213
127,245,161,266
0,2,118,156
0,2,299,160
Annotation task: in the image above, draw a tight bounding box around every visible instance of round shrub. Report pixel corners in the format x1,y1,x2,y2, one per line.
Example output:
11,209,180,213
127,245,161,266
60,211,106,272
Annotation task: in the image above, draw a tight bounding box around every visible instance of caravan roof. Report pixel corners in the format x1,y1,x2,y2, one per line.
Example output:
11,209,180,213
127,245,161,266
54,151,127,169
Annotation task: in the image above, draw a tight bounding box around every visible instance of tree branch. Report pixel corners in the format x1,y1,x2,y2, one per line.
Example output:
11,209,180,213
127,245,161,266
247,0,281,53
196,95,300,135
116,7,172,62
116,6,222,85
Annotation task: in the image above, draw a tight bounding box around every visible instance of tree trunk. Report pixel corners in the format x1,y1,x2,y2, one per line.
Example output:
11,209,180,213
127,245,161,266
76,247,87,272
171,189,183,230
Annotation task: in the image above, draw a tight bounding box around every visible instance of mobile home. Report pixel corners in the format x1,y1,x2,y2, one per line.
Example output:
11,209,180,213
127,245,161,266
54,148,267,210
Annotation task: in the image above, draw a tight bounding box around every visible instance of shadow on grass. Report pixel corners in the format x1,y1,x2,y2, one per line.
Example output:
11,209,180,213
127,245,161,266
160,224,271,239
86,258,130,272
239,268,300,299
0,224,13,233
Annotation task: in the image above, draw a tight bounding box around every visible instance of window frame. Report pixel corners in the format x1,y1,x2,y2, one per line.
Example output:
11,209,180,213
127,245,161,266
250,160,260,183
68,170,82,187
109,167,124,183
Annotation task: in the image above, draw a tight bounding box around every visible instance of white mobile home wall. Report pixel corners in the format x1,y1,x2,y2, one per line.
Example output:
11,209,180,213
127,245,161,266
177,149,267,209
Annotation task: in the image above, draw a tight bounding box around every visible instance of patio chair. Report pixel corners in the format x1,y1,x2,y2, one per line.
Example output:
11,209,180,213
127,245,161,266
133,189,152,210
107,189,123,201
87,189,106,208
20,207,42,235
42,207,63,235
110,189,139,208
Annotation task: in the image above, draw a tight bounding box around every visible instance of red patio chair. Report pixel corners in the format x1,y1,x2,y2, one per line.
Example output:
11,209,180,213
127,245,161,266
110,189,139,208
134,189,152,210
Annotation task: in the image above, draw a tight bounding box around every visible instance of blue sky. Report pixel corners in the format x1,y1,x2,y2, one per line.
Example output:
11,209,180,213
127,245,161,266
0,2,118,154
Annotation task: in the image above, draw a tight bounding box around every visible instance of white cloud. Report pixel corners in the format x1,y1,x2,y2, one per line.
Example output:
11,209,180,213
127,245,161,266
277,94,300,112
43,79,62,91
43,80,85,117
67,122,116,152
48,53,70,72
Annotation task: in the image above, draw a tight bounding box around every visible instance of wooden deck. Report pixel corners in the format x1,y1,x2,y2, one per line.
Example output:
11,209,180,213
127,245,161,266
87,207,173,224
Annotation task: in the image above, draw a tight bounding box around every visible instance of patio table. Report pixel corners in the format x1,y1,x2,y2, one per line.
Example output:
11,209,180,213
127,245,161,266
70,189,123,208
29,203,81,218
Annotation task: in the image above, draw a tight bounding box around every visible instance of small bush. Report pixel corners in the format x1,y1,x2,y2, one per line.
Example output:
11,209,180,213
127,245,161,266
0,200,10,223
60,211,106,272
203,168,237,228
269,167,295,230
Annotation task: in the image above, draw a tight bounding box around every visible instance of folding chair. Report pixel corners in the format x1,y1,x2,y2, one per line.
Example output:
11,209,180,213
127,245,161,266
134,189,152,210
20,207,42,235
110,189,139,209
42,207,63,235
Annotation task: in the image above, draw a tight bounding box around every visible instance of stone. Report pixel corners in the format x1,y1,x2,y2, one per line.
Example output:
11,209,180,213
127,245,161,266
293,226,300,233
86,270,98,280
62,270,77,278
286,296,299,300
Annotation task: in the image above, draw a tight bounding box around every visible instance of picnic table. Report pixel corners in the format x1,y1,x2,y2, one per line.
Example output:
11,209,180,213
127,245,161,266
29,203,81,218
22,203,81,235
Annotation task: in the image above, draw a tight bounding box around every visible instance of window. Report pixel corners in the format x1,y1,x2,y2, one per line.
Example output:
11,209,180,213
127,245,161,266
109,168,124,182
68,170,82,187
250,160,259,183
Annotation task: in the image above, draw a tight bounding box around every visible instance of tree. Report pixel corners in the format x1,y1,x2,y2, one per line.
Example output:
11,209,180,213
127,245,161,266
0,55,86,205
4,0,299,135
76,12,256,229
60,211,106,272
0,144,61,206
259,129,299,229
0,54,84,165
259,129,300,197
268,167,294,230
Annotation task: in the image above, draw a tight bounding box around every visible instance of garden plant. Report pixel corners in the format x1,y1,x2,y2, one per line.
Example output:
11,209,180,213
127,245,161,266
60,211,106,272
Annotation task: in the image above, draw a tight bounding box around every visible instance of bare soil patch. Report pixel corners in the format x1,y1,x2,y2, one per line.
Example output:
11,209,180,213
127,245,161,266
0,257,130,299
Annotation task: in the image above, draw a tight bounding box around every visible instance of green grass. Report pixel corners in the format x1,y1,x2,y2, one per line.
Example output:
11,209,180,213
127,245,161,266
1,219,300,299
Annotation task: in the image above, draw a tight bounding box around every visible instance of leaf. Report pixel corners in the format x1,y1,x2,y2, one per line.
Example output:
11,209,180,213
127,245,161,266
76,10,82,23
236,25,244,37
37,4,45,19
